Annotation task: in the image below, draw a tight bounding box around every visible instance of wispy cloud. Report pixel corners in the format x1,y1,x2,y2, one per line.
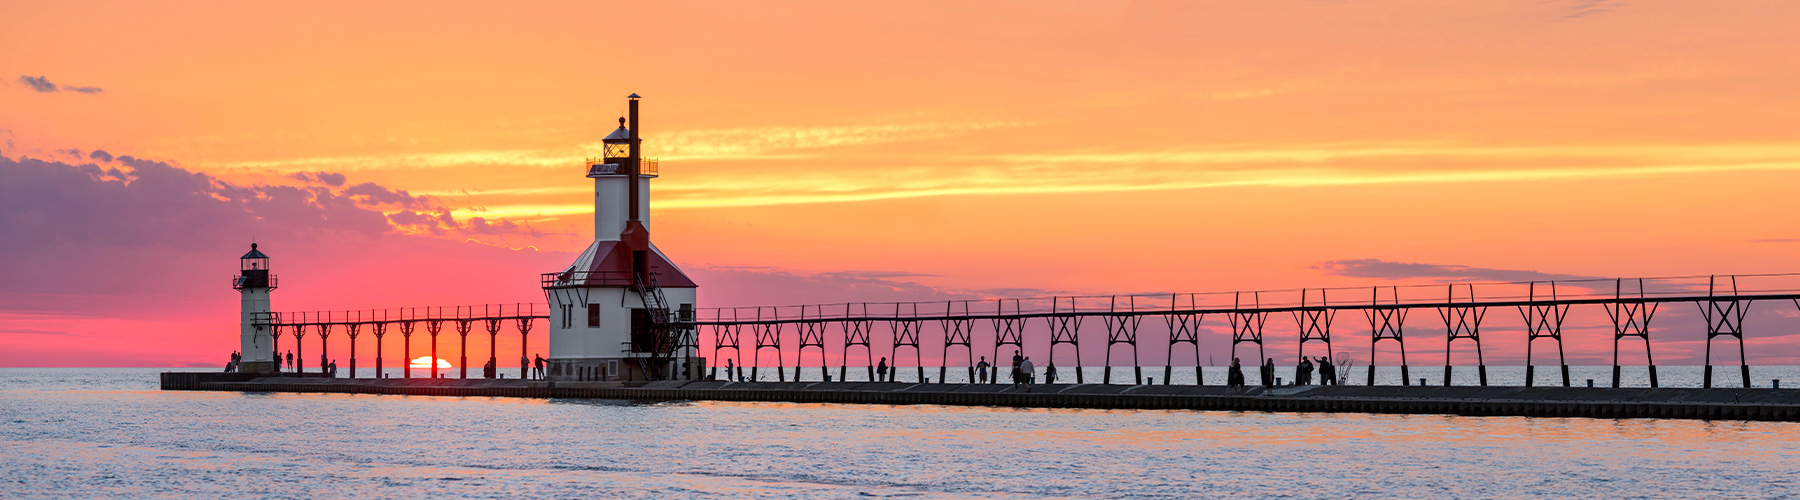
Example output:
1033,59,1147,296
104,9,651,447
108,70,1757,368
1313,259,1601,282
645,157,1800,209
648,121,1037,160
17,75,57,92
208,121,1037,172
15,75,103,94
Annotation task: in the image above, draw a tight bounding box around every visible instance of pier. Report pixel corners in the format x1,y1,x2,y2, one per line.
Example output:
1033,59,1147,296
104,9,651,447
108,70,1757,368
160,375,1800,422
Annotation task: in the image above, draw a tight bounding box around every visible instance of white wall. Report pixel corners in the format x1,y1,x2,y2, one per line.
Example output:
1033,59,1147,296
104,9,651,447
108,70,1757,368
547,286,697,360
239,288,273,362
592,175,655,241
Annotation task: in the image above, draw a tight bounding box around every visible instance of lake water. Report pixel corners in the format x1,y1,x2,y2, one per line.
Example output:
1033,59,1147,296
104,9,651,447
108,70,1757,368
3,368,1798,498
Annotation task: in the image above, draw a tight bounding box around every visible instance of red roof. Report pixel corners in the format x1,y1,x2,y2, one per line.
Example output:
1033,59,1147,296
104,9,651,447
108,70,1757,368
573,240,697,288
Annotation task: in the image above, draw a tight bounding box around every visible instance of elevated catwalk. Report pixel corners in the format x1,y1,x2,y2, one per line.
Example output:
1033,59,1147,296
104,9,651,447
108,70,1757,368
163,373,1800,422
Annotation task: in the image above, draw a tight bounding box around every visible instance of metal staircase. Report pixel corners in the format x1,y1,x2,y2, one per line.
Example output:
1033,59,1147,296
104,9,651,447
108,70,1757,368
631,270,677,380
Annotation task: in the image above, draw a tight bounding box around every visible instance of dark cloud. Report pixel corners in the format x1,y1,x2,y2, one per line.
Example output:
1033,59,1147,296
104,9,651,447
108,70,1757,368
55,148,83,157
0,151,535,275
465,217,525,235
17,75,57,93
289,171,347,187
343,182,425,208
14,75,104,94
386,210,437,227
88,150,113,162
1313,259,1601,283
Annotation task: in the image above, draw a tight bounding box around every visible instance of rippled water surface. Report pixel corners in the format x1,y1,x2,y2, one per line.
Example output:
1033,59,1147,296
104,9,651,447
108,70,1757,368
4,368,1799,498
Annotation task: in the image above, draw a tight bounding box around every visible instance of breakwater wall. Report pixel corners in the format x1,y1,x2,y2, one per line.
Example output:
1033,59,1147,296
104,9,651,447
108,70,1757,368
162,373,1800,421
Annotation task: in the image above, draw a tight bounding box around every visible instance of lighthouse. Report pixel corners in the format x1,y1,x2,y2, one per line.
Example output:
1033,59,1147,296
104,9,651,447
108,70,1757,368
233,243,278,374
541,94,699,382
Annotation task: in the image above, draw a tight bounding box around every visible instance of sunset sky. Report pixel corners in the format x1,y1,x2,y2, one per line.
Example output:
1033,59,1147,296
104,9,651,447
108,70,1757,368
4,1,1799,369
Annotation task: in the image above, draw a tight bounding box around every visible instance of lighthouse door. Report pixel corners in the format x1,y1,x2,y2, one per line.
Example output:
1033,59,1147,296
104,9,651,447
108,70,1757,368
630,308,653,353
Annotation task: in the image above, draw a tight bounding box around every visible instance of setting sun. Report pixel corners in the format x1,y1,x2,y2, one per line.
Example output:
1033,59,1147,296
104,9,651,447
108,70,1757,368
408,357,452,369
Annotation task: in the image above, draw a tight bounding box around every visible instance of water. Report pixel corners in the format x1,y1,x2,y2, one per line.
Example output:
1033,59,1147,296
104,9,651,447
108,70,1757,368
4,368,1799,498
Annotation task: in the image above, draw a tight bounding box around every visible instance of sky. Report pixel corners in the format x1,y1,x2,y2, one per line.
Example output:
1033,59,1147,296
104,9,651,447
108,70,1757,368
3,0,1800,369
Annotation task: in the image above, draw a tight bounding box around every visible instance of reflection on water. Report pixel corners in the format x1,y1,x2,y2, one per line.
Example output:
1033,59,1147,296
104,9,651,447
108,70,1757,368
2,368,1798,498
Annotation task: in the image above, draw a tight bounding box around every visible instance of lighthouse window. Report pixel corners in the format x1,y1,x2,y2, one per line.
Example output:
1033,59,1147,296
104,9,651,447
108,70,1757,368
587,304,601,327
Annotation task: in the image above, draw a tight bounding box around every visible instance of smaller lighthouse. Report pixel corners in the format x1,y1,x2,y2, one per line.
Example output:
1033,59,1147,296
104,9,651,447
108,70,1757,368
233,243,278,374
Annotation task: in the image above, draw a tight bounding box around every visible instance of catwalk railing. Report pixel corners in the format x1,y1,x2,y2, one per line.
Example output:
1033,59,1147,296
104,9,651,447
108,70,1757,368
251,303,549,380
690,274,1800,389
240,273,1800,390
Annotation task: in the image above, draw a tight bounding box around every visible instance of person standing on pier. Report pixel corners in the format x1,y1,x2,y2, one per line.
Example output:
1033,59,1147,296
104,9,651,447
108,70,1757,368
285,351,294,373
1262,358,1275,387
1011,352,1023,384
976,357,990,383
1019,356,1035,388
1228,358,1245,389
877,357,889,382
1318,357,1336,385
534,355,546,380
1298,357,1313,385
1045,362,1058,385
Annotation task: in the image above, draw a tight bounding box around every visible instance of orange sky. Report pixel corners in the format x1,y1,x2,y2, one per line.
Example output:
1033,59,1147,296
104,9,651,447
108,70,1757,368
4,1,1800,367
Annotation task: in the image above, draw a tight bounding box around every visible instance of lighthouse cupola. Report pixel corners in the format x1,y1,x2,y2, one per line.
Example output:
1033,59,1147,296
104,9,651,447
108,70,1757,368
233,243,278,374
235,243,272,289
596,118,633,172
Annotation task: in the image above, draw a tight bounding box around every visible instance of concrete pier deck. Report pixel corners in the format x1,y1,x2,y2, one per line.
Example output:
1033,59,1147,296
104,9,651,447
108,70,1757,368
161,373,1800,421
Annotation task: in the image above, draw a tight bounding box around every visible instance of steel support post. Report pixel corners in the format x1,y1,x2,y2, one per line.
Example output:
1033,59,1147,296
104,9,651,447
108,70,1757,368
516,316,534,380
796,306,827,382
317,323,332,376
939,301,975,384
1518,282,1570,387
1700,275,1751,388
1605,279,1659,388
840,313,871,382
1229,292,1269,386
1164,293,1203,385
714,308,743,381
1047,296,1084,384
371,321,387,379
270,325,284,374
400,320,416,379
346,322,360,379
483,317,502,378
426,318,443,379
892,320,924,383
1293,289,1335,385
294,323,308,374
454,318,473,379
1102,295,1143,385
991,299,1024,384
1439,284,1488,387
752,324,783,382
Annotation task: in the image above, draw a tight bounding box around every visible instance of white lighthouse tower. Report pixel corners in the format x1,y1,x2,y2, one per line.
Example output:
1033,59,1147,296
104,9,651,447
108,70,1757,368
542,94,699,382
233,243,278,374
